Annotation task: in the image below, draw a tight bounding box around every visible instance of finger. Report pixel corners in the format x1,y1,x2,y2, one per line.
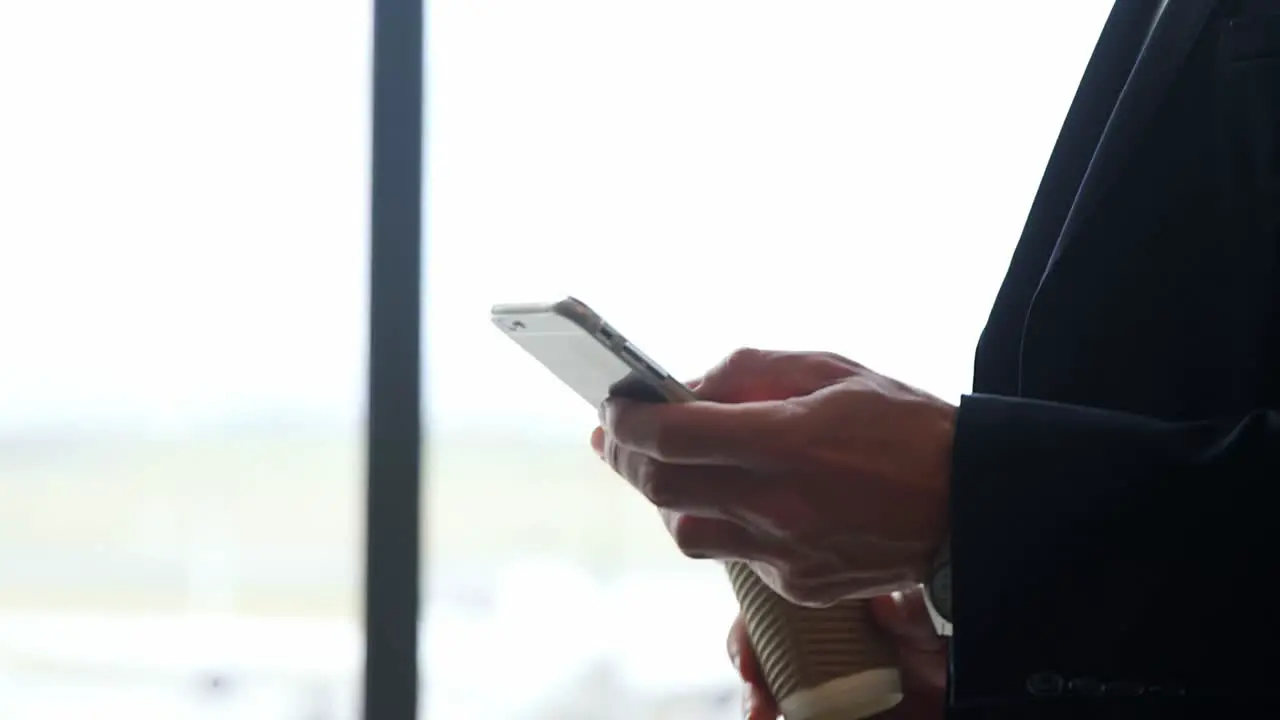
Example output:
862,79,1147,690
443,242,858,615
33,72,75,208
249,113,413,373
870,590,948,693
727,614,781,719
691,348,771,399
727,615,766,685
590,426,604,458
602,398,792,466
605,437,757,513
869,589,945,651
661,510,781,562
744,683,780,720
697,348,862,403
696,348,801,404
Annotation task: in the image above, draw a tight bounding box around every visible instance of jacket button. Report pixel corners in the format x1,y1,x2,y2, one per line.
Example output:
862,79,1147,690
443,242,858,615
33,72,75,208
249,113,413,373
1104,680,1144,697
1146,684,1186,697
1027,672,1065,697
1068,676,1104,696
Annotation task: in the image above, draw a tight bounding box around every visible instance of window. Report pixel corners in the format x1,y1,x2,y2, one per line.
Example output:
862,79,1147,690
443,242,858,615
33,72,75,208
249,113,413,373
0,2,368,718
425,1,1110,718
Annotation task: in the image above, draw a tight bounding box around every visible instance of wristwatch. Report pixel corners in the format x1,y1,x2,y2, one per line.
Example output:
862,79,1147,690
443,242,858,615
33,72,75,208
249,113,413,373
923,536,953,635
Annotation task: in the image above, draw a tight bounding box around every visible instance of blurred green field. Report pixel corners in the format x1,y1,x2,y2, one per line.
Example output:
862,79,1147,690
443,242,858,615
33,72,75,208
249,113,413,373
0,428,684,617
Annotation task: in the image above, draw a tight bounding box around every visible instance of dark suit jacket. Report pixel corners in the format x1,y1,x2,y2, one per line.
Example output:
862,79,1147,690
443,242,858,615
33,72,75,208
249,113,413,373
950,0,1280,716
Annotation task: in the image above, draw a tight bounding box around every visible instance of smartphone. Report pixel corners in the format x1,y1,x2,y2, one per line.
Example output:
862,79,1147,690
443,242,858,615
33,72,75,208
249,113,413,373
490,297,697,407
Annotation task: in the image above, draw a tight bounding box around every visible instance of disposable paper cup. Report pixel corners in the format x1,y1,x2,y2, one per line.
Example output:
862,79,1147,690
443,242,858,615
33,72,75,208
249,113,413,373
725,561,903,720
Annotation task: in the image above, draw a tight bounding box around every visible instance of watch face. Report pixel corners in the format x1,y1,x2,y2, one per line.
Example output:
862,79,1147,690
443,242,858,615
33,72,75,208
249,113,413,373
929,565,952,622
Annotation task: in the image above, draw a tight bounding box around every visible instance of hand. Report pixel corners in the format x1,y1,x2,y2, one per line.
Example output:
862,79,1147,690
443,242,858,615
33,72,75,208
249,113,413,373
591,348,954,605
731,587,947,720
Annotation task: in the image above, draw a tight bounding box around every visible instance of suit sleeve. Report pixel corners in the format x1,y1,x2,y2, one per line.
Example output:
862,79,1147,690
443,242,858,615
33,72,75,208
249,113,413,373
948,393,1280,708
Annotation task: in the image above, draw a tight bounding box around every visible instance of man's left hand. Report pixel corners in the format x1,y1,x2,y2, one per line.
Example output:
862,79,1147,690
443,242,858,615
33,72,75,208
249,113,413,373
591,348,955,605
731,587,948,720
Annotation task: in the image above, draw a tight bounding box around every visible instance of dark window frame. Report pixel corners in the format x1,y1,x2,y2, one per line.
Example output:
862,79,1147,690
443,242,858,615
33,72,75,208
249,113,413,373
363,0,425,718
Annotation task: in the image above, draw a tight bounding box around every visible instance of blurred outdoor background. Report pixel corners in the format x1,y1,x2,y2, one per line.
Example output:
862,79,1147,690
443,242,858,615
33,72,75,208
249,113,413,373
0,1,1111,718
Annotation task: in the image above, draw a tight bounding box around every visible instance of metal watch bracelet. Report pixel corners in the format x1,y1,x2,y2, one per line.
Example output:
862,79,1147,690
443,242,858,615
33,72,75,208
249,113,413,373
923,536,953,635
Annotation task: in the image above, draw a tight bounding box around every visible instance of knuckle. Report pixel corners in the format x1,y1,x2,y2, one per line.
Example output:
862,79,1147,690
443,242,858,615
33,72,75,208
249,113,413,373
725,347,768,370
810,352,861,379
817,351,860,368
698,348,770,401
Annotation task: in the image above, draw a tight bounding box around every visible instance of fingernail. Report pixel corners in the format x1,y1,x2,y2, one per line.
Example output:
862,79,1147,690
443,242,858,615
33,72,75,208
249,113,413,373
740,684,754,716
590,428,605,458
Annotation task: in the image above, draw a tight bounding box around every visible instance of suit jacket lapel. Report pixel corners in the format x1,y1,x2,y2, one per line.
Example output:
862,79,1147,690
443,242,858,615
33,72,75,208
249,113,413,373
976,0,1164,395
1039,0,1217,279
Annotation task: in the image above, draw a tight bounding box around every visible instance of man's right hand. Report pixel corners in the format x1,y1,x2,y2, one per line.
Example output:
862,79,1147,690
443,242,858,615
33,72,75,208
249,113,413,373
728,588,947,720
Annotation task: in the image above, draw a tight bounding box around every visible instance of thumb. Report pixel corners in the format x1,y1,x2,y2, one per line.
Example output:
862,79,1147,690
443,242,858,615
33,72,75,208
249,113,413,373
692,349,776,403
602,397,791,466
868,589,943,650
695,349,856,404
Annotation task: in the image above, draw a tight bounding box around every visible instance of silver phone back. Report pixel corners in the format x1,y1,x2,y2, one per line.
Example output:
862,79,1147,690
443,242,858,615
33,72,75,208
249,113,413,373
491,297,694,408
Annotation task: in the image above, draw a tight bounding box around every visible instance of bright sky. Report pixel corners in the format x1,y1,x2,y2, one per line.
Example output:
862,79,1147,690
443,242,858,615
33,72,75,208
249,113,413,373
0,1,1112,438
